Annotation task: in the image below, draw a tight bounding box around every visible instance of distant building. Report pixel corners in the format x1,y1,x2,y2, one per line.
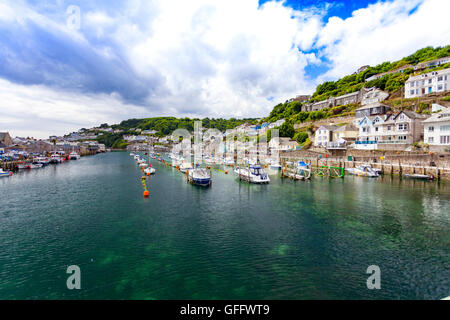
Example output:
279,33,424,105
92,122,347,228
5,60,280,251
365,64,413,82
304,87,387,112
413,56,450,71
405,68,450,98
357,65,369,73
0,132,13,146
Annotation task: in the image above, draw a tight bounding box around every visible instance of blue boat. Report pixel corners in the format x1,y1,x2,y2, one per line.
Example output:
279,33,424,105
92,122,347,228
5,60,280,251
188,168,212,187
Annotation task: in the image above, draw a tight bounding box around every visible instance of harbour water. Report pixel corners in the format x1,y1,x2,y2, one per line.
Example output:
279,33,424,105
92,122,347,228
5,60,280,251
0,151,449,299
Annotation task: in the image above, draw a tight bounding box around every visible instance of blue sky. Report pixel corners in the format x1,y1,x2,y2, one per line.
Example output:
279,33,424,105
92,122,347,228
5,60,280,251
0,0,449,137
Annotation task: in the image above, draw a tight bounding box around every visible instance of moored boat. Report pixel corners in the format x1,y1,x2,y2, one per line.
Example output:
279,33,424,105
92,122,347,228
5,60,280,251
180,161,193,173
282,161,311,180
0,168,12,177
346,165,379,177
235,165,270,184
402,173,435,180
69,152,81,160
188,168,211,186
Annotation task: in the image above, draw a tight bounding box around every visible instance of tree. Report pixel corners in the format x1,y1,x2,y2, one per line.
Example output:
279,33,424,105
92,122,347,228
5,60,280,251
279,121,295,138
294,132,308,144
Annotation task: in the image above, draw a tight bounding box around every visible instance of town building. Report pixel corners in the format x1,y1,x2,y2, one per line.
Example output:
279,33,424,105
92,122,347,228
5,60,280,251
405,68,450,98
314,125,337,147
269,137,299,151
355,111,426,150
423,106,450,152
355,103,391,119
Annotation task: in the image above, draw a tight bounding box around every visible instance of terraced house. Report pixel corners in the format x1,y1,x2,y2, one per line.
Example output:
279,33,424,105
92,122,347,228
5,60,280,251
355,111,425,150
405,67,450,98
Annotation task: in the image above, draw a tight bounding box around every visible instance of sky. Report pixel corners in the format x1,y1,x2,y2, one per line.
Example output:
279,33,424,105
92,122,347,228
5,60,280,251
0,0,449,138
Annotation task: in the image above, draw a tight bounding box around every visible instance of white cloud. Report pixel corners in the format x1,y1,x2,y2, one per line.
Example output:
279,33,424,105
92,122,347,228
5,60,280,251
1,0,450,138
316,0,450,80
0,78,149,138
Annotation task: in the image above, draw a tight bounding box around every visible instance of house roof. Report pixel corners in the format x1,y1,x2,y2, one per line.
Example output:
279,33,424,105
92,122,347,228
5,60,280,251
423,107,450,123
318,125,338,131
0,142,7,148
335,123,358,132
355,102,389,111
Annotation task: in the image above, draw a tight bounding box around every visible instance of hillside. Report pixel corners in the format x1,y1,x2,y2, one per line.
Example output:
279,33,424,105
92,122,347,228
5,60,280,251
263,45,450,124
96,117,258,148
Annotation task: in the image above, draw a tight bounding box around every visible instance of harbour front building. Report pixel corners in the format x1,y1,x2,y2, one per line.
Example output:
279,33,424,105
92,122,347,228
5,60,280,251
423,106,450,152
405,68,450,99
355,111,426,150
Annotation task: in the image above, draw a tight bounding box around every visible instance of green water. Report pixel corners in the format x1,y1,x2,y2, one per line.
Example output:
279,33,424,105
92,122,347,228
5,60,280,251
0,152,449,299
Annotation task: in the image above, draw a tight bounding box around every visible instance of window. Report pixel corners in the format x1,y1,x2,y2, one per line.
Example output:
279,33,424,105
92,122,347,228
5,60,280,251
440,125,450,131
416,89,419,94
398,136,407,141
422,80,425,85
398,123,408,131
428,126,434,132
428,137,434,143
437,84,443,91
387,125,391,131
375,127,378,132
410,90,415,95
428,79,432,84
440,136,450,144
428,87,432,93
410,82,415,87
438,76,443,81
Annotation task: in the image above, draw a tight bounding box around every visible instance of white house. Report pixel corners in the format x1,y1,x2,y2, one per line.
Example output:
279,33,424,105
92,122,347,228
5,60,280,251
405,68,450,98
423,106,450,151
356,111,426,150
269,137,298,151
314,125,337,147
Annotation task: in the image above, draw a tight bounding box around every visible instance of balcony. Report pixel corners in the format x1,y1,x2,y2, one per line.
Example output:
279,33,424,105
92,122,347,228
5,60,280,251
355,140,377,144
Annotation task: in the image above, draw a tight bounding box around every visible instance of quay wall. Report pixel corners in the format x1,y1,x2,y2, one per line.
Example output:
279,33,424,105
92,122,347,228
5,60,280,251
281,152,450,180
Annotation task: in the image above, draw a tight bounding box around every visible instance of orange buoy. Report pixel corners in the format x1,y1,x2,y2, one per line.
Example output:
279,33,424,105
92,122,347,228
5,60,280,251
143,190,149,197
230,164,233,168
225,170,228,174
146,172,150,176
142,176,146,180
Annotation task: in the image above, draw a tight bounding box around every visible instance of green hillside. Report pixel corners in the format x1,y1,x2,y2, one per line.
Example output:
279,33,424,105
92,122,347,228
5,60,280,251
263,45,450,124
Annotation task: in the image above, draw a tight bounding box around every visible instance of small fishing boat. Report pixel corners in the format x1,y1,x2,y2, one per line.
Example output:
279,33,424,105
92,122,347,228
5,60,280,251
235,165,270,184
346,165,379,177
402,173,435,180
282,161,311,180
69,151,81,160
0,168,12,178
144,167,155,175
188,168,211,186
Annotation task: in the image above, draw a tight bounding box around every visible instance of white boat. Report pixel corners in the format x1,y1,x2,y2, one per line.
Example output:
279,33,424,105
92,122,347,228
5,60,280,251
223,158,234,165
144,167,156,175
50,153,63,164
180,162,193,173
188,168,211,186
130,152,135,157
34,157,50,166
235,165,270,184
18,162,43,170
270,161,282,170
0,168,12,178
69,152,81,160
346,165,379,177
283,161,311,180
172,157,183,167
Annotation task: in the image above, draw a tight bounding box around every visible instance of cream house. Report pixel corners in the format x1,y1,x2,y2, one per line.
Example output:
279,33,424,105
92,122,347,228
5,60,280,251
423,106,450,151
314,125,337,147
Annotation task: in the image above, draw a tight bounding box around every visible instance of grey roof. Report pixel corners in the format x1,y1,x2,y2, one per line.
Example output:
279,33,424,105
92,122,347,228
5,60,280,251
355,102,389,111
318,125,338,131
335,123,358,132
